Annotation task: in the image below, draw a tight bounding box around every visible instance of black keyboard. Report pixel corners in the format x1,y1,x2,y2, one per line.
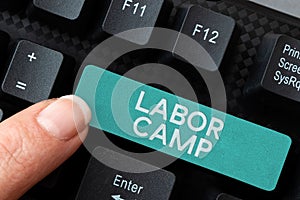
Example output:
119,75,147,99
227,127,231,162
0,0,299,199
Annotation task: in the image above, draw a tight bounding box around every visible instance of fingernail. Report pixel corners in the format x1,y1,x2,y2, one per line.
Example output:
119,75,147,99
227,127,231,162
37,95,92,140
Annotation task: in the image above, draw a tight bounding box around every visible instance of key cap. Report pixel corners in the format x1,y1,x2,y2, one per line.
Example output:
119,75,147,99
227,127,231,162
244,34,300,104
75,147,175,200
76,65,291,191
172,5,235,71
1,40,71,104
101,0,173,44
248,0,300,20
27,0,100,35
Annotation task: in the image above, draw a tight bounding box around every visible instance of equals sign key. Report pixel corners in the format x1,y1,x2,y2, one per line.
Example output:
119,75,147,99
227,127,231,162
1,40,66,104
15,81,27,91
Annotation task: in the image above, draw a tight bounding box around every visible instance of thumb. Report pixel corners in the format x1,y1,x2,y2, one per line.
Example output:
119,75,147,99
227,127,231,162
0,95,91,200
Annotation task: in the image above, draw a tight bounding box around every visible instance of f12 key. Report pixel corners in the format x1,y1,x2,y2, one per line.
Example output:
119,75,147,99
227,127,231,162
172,5,236,71
244,34,300,105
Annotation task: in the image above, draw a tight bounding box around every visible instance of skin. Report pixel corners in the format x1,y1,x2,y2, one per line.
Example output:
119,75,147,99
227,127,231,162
0,96,90,200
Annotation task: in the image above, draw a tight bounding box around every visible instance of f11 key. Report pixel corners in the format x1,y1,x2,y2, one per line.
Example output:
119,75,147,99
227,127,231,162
101,0,173,44
244,34,300,104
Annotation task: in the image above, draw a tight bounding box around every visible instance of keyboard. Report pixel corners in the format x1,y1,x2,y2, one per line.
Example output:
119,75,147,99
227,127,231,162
0,0,298,199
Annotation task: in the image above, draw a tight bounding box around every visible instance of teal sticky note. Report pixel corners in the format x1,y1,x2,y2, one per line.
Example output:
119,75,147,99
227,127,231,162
75,65,291,191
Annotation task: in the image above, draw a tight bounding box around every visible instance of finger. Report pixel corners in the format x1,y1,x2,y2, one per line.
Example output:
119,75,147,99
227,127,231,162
0,95,91,200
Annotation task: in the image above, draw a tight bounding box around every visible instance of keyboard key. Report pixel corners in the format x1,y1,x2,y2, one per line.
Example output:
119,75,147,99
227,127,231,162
28,0,99,35
75,147,175,200
172,5,235,71
244,34,300,104
1,40,66,103
102,0,173,44
248,0,300,19
76,65,291,191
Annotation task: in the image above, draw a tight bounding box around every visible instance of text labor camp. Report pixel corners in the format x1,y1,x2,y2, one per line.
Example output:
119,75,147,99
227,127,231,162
132,90,225,157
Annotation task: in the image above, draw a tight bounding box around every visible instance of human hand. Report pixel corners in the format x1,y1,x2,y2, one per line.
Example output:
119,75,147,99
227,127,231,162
0,95,91,200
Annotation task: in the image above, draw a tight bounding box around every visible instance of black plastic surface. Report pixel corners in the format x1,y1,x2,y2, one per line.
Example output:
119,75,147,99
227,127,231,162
0,0,299,199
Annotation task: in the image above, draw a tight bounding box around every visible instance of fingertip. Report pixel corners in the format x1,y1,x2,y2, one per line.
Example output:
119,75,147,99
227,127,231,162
0,95,92,200
37,95,91,141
